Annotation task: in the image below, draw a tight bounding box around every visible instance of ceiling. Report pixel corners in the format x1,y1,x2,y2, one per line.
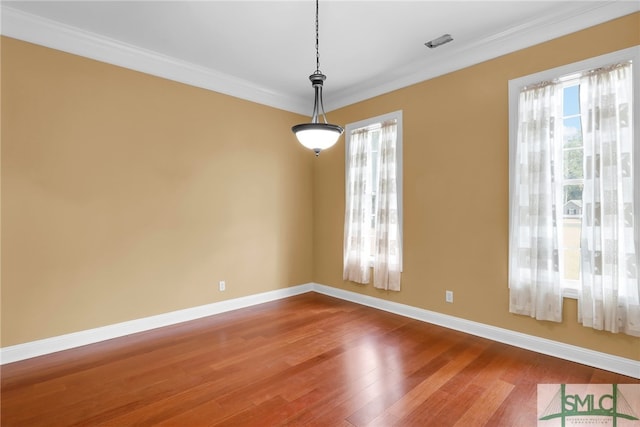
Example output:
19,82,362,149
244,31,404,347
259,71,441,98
2,1,639,115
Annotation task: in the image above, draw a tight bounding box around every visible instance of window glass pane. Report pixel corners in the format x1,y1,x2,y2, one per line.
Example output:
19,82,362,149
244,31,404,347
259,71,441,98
563,247,581,280
563,184,583,206
563,148,583,179
563,85,580,116
562,182,582,280
563,116,582,148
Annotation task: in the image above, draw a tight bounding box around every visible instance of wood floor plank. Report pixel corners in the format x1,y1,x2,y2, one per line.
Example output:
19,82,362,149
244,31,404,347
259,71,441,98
485,382,538,427
364,341,489,426
452,379,515,427
344,343,461,426
2,292,637,426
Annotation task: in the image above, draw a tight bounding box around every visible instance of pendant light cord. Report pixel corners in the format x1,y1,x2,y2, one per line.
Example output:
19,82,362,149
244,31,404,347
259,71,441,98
315,0,320,73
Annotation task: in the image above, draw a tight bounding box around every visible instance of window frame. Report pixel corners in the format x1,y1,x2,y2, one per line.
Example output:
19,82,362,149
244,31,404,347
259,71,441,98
508,45,640,298
345,110,403,268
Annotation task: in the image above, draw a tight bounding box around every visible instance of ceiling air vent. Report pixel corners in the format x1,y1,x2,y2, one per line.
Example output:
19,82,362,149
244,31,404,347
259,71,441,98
425,34,453,49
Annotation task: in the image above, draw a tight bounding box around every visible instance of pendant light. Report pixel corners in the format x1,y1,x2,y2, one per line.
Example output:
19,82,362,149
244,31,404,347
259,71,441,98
292,0,343,156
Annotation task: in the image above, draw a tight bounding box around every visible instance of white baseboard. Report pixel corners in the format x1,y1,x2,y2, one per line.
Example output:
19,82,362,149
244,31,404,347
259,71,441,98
2,282,638,379
310,283,640,379
0,283,312,365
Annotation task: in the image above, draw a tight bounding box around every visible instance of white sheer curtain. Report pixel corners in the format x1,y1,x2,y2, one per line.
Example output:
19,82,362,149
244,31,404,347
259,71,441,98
579,62,640,336
373,121,401,290
343,129,372,284
509,81,564,322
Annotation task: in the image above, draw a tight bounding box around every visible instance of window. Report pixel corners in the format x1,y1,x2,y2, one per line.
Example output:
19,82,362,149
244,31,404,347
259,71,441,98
508,46,640,335
560,79,584,289
349,124,381,258
343,110,403,291
509,47,640,298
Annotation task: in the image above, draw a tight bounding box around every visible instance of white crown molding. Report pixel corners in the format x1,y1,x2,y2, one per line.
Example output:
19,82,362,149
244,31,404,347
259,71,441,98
2,282,638,378
3,3,638,114
325,1,640,111
0,5,309,115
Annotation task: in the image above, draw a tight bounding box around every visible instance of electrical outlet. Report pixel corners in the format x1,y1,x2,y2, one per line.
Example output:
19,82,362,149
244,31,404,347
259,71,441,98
445,290,453,303
219,281,226,291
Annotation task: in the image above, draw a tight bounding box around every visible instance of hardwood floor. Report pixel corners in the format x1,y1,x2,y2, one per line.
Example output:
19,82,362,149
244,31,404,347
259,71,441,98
1,292,637,426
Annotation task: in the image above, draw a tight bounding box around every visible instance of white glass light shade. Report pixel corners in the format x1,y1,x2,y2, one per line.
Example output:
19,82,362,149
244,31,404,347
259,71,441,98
292,123,343,155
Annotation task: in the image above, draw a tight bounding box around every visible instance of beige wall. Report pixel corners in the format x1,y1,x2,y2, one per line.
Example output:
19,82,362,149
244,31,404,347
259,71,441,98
1,37,314,346
313,13,640,361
